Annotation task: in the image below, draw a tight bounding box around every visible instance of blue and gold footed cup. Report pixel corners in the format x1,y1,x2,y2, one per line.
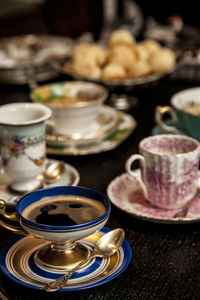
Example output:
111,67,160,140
0,186,111,272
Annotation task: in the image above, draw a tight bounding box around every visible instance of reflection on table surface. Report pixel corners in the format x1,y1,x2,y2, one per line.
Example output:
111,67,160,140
1,77,200,300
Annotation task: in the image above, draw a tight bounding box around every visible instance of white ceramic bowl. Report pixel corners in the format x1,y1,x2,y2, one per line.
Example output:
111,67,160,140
31,81,108,135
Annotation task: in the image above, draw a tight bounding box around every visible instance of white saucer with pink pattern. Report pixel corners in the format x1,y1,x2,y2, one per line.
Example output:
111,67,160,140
107,170,200,224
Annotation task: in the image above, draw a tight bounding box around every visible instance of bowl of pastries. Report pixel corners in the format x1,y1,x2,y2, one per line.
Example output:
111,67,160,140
63,29,177,88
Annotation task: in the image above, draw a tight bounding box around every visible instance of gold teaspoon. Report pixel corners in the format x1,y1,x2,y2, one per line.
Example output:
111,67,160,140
43,228,125,292
42,160,65,184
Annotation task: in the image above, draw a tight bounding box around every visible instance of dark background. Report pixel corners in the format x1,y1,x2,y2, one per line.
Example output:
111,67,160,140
1,1,200,300
0,0,200,39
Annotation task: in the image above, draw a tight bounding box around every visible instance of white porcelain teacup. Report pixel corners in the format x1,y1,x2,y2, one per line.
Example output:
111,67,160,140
126,134,200,210
31,81,108,136
0,102,51,193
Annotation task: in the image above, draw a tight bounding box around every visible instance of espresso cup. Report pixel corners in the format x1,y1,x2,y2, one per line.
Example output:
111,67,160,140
0,186,111,272
0,102,51,193
125,134,200,210
155,87,200,140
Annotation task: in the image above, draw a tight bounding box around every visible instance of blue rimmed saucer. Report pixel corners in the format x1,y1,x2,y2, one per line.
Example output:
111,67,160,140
0,227,132,291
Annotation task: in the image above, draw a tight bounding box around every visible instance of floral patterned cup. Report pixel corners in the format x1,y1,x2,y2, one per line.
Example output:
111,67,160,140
125,134,200,210
0,102,51,193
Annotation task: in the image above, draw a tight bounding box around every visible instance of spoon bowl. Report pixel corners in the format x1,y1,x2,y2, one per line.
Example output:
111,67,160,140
94,228,125,257
42,161,65,183
43,228,125,292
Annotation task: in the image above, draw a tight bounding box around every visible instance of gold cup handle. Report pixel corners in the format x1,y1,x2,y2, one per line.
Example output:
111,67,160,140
0,199,28,235
155,106,179,133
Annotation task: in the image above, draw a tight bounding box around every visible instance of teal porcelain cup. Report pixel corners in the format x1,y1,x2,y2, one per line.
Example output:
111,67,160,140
155,87,200,141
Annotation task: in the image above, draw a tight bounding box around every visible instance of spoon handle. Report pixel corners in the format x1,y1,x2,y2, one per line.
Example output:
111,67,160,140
43,254,95,292
173,191,199,218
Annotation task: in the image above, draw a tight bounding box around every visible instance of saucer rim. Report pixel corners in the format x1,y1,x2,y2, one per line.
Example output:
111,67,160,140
0,158,80,206
58,159,80,187
46,105,121,147
107,171,200,224
0,227,132,291
46,112,137,156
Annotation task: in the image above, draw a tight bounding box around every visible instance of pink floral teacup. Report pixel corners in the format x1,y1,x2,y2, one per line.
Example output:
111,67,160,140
125,134,200,210
0,103,51,193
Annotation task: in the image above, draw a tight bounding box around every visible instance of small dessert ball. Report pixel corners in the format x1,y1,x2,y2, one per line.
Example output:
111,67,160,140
134,44,150,61
108,29,135,48
140,39,161,54
72,61,101,79
148,47,176,72
102,62,127,80
72,43,107,67
129,61,151,78
107,45,137,71
89,44,107,66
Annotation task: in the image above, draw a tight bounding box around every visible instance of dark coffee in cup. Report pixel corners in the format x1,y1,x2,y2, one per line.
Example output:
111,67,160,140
22,195,106,226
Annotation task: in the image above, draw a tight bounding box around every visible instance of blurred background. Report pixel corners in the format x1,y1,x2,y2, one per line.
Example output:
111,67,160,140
0,0,199,39
1,0,200,86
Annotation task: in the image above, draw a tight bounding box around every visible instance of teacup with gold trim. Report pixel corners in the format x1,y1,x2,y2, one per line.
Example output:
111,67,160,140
0,102,51,193
0,186,111,272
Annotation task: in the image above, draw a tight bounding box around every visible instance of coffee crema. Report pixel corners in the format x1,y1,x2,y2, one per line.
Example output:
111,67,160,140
22,195,106,226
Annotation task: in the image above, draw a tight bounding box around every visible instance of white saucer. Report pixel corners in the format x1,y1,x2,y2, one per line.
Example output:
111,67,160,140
46,111,136,156
0,158,80,206
107,170,200,224
46,105,121,147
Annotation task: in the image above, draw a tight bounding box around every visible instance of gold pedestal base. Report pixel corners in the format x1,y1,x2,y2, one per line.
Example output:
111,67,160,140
34,242,91,273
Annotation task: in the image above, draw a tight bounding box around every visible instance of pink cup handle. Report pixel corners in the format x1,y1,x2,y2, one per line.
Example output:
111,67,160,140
125,154,147,199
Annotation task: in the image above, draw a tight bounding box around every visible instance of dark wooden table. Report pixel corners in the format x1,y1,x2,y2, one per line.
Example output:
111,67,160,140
1,76,200,300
